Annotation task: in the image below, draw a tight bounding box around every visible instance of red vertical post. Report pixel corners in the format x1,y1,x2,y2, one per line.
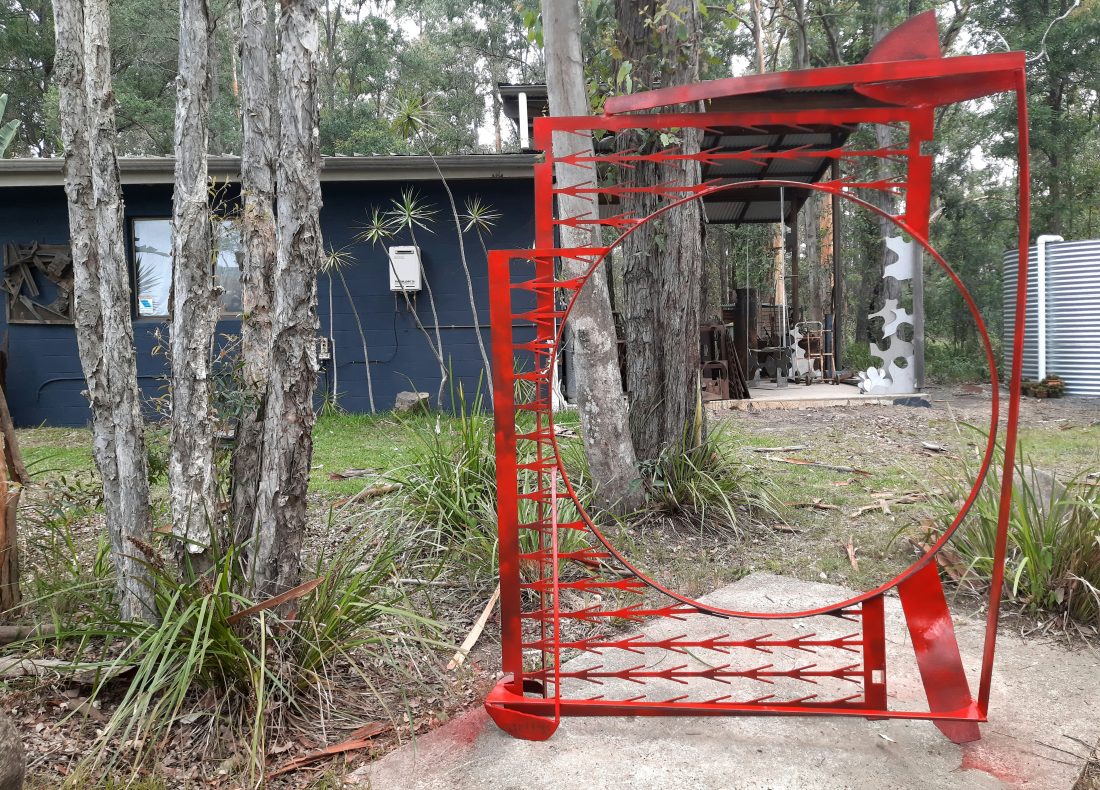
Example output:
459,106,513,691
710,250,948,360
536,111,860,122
861,594,888,711
978,71,1031,713
488,250,523,693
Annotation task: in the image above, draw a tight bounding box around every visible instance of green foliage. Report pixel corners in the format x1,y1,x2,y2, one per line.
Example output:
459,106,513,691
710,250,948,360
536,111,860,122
923,341,992,385
390,382,592,584
930,429,1100,626
844,341,992,384
387,187,439,236
20,521,442,781
461,195,502,234
843,342,874,374
0,94,20,157
292,518,444,679
144,426,170,486
389,383,499,582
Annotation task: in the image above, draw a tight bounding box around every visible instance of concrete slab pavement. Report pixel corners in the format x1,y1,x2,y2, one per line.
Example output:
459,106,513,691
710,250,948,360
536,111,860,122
347,574,1100,790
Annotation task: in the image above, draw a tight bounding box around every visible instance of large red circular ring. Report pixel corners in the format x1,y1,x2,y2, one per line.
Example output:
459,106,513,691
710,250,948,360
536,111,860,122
541,179,999,619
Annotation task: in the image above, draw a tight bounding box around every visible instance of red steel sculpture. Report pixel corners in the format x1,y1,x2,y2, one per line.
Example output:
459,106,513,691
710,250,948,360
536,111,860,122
485,12,1031,743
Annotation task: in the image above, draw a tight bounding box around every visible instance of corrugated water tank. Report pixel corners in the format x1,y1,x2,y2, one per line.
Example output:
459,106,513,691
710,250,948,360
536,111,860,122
1003,238,1100,396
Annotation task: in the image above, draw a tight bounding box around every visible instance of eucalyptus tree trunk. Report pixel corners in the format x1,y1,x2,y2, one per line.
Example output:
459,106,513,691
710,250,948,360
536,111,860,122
231,0,277,544
614,0,703,462
542,0,641,511
250,0,323,599
53,0,155,621
788,0,825,324
170,0,220,566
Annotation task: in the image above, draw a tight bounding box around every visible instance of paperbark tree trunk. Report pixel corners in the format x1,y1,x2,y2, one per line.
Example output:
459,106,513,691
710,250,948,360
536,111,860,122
54,0,155,621
614,0,703,462
231,0,277,543
170,0,220,566
249,0,323,599
541,0,641,512
787,4,825,324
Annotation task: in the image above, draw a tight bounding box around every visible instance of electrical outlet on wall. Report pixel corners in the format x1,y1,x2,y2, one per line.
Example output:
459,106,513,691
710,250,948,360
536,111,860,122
317,335,331,361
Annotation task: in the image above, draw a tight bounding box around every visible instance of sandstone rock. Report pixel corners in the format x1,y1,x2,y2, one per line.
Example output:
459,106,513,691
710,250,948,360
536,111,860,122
394,391,430,414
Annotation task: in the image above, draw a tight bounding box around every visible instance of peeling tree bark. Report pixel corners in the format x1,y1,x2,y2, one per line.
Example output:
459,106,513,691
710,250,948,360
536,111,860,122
170,0,220,565
249,0,323,599
231,0,277,543
53,0,155,621
541,0,641,512
614,0,704,462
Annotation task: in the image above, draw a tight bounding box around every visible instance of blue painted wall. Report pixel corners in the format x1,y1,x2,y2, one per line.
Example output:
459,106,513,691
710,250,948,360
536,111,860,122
1,176,535,426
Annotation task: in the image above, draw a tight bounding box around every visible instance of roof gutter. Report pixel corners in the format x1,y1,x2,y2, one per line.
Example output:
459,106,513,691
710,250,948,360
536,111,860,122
0,153,540,188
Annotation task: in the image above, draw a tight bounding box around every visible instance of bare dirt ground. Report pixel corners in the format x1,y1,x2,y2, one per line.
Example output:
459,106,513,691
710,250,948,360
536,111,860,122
623,384,1100,606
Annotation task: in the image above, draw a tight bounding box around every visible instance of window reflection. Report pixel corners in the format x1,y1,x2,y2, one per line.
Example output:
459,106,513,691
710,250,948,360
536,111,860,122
133,218,243,317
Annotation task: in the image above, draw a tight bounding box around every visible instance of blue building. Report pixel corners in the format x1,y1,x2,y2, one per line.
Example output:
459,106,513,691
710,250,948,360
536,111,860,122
0,154,537,426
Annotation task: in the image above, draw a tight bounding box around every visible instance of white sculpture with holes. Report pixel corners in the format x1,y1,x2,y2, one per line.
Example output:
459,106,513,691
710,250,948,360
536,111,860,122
858,235,917,394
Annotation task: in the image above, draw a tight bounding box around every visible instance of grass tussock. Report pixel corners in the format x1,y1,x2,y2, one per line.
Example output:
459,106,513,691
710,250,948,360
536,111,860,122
389,384,594,585
640,427,781,538
15,510,444,786
931,428,1100,626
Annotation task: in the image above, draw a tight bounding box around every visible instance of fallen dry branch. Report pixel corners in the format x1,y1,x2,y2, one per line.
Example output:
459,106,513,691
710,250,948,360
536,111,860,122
447,584,500,671
749,445,806,453
849,491,928,518
226,577,324,626
333,483,400,508
763,455,871,476
0,624,56,644
0,657,132,683
846,536,858,570
784,500,840,512
267,721,392,779
327,468,378,481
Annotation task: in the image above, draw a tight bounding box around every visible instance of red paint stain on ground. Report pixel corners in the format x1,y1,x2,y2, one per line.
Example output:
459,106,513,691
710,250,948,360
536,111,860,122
443,707,489,746
960,742,1029,786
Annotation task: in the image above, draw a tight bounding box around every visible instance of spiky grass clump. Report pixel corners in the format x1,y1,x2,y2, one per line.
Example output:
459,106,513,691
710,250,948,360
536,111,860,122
931,428,1100,626
641,427,781,537
391,384,593,584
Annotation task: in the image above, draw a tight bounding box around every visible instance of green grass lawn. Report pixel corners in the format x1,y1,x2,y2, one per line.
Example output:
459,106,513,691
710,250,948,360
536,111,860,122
15,413,449,497
310,410,437,496
16,426,96,477
1017,423,1100,473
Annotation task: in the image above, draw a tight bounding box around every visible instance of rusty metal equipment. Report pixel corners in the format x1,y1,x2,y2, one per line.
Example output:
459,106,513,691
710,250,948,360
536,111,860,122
485,12,1031,743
